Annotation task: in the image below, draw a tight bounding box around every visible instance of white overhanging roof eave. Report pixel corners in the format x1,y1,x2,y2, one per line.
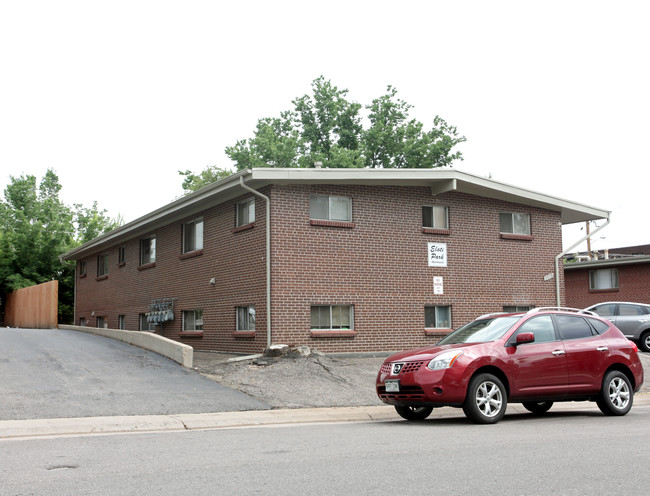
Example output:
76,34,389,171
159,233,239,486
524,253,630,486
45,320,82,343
61,168,609,260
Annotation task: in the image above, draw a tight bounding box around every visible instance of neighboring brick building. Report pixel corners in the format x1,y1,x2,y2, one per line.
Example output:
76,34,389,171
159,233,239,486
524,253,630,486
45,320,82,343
61,168,609,354
564,245,650,309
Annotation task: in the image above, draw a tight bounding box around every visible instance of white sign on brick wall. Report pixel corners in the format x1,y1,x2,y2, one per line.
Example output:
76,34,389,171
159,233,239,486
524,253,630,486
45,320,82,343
428,242,447,267
433,276,444,295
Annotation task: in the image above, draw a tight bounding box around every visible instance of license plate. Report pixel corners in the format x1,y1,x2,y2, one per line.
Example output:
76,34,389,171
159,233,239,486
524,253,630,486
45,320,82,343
385,380,400,393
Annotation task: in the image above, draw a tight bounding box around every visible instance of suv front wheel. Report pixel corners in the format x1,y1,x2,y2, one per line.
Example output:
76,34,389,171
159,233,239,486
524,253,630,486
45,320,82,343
597,370,633,416
463,373,507,424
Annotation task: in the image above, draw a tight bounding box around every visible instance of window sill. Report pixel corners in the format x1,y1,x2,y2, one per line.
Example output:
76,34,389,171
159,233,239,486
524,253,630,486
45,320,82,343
232,222,255,233
179,249,203,260
310,219,355,228
422,227,450,235
79,273,87,278
500,233,534,241
137,262,156,271
425,328,453,337
589,288,620,294
310,329,357,338
95,275,108,281
179,331,204,338
117,262,126,267
233,331,255,338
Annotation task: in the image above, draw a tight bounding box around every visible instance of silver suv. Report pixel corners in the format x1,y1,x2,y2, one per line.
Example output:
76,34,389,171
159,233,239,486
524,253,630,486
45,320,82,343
584,302,650,352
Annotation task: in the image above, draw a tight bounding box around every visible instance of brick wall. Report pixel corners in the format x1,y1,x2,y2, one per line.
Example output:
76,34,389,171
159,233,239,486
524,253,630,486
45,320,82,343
74,183,564,354
564,261,650,309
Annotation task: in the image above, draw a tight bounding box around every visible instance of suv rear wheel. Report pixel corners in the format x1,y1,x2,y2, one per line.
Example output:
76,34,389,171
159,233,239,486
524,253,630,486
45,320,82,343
522,401,553,414
597,370,633,416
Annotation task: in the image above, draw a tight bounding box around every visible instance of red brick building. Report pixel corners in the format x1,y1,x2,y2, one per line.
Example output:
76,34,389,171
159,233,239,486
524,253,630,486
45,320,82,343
564,245,650,309
61,168,609,353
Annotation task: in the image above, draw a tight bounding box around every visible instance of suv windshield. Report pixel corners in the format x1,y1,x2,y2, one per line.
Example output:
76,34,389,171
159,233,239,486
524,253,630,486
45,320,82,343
438,316,521,345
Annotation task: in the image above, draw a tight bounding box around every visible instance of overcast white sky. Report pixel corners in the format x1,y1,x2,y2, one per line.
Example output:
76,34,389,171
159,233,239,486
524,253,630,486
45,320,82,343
1,1,648,251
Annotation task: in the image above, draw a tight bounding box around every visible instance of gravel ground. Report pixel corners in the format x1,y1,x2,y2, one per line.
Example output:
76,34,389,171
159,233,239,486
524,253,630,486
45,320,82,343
193,350,650,409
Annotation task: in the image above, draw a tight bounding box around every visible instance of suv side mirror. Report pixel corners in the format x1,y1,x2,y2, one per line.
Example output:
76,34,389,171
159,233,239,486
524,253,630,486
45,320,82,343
514,332,535,346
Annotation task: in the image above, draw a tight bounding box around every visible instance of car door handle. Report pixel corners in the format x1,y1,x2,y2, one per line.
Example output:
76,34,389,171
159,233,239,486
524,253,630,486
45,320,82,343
552,350,565,356
597,346,609,352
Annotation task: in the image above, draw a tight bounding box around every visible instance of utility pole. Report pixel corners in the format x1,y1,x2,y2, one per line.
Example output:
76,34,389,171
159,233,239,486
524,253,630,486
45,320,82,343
586,221,592,258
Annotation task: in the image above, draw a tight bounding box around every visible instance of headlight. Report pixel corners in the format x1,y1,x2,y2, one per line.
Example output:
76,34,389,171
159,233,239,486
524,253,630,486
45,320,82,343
427,350,463,370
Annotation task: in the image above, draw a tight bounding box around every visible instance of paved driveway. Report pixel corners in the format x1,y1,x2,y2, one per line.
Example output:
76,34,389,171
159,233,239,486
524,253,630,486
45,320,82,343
0,328,268,420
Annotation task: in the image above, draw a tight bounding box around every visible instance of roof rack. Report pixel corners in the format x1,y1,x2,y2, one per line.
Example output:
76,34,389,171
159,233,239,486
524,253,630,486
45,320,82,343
526,307,596,316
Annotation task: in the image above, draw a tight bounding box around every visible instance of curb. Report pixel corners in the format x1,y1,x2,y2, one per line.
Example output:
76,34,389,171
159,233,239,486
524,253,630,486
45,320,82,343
2,394,648,440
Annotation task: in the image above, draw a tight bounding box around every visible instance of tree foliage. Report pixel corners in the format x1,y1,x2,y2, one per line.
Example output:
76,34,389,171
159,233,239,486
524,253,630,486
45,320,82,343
179,166,234,195
224,76,466,171
0,169,122,323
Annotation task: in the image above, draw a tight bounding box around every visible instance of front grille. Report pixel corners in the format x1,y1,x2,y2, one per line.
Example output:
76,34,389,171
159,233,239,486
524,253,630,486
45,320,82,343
378,385,426,402
381,360,427,375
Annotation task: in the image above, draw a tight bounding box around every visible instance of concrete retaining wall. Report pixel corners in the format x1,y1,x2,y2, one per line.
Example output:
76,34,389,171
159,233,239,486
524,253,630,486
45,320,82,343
58,325,193,368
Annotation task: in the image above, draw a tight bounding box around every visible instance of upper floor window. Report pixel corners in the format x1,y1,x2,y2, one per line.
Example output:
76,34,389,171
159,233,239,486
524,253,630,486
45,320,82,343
97,254,109,277
237,306,255,331
425,306,451,329
589,268,618,290
236,198,255,227
79,260,86,276
140,236,156,265
500,213,530,235
183,309,204,332
118,246,126,264
310,195,352,222
183,218,204,253
311,305,353,330
422,206,449,229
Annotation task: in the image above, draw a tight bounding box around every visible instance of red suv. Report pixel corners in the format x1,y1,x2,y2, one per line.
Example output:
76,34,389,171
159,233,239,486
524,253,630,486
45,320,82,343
376,308,644,424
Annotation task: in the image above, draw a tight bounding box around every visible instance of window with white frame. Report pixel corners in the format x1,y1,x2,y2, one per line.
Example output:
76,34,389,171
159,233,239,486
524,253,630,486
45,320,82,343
422,206,449,229
310,195,352,222
140,314,155,331
96,316,107,328
118,315,126,330
236,198,255,227
183,218,204,253
183,309,204,331
140,236,156,265
311,305,353,330
499,213,531,235
97,254,109,277
425,306,451,328
237,306,255,331
589,268,619,290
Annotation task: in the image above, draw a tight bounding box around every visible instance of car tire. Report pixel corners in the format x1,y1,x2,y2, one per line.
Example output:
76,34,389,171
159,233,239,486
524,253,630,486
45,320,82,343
462,373,507,424
596,370,633,416
394,405,433,421
522,401,553,414
639,331,650,353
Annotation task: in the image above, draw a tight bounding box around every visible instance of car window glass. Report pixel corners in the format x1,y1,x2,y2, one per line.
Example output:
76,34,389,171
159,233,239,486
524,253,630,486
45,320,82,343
619,304,644,317
438,317,520,345
513,316,556,343
592,304,616,317
587,317,610,334
556,315,595,340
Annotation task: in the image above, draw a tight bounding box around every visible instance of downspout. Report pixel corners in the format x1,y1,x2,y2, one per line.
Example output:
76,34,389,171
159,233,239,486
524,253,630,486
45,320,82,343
239,175,272,348
554,215,610,307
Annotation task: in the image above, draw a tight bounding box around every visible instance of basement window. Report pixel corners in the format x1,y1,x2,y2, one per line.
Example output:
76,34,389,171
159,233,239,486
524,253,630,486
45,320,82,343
311,305,354,330
237,306,256,331
425,306,451,329
183,309,204,332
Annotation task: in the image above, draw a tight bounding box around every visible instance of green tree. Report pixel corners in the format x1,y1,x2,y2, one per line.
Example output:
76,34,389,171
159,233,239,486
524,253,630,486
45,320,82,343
179,165,234,195
224,76,465,171
0,169,121,323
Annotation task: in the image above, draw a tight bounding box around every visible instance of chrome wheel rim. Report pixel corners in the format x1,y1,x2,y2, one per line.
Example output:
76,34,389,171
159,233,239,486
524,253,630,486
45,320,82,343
608,377,630,410
475,380,503,418
644,334,650,350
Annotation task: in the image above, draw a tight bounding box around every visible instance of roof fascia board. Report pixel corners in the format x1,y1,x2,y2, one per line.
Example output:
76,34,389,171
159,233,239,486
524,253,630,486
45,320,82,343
564,255,650,270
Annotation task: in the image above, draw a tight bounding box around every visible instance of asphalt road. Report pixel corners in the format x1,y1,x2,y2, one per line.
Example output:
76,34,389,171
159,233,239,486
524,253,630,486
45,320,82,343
3,404,650,495
0,328,268,420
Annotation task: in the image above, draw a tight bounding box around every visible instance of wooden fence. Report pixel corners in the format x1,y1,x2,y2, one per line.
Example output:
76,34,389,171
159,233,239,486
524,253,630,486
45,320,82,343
4,280,58,329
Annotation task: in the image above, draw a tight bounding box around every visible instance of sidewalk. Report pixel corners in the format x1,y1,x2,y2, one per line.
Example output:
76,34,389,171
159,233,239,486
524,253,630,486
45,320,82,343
3,394,649,440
